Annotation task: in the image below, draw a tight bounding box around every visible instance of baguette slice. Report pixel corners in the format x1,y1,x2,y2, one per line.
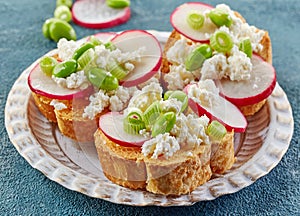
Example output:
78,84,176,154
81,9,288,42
94,129,212,195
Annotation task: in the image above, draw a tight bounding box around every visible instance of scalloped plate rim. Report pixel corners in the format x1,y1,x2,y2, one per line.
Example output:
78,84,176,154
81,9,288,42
4,30,294,206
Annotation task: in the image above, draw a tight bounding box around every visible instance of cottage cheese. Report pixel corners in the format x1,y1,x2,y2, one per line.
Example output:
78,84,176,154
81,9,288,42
171,113,210,150
94,44,145,74
200,45,252,81
108,86,137,112
188,79,220,108
82,90,110,119
166,39,197,65
50,100,67,110
142,133,180,159
52,70,90,90
57,38,79,61
213,4,265,52
127,82,163,112
159,98,182,114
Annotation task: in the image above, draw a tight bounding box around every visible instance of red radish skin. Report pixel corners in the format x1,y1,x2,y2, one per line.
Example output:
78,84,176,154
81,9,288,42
111,30,162,87
99,112,149,147
72,0,130,29
184,85,247,133
218,54,276,106
28,63,94,100
170,2,216,43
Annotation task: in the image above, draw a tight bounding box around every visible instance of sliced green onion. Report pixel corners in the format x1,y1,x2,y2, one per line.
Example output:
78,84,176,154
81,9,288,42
163,90,173,100
72,42,95,61
151,112,176,137
52,59,77,78
106,61,128,80
167,90,188,112
208,8,232,27
143,101,161,126
207,120,227,141
56,0,73,8
104,42,117,51
186,11,205,30
89,36,102,46
54,5,72,22
77,48,95,70
210,31,233,53
239,38,252,58
39,56,58,76
123,117,145,135
106,0,130,9
126,108,144,123
185,44,212,71
87,68,119,91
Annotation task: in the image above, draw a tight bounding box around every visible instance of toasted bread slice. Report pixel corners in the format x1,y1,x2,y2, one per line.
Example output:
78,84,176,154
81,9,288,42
94,128,234,195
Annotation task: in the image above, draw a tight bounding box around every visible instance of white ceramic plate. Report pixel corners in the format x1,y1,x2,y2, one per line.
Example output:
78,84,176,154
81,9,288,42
5,31,294,206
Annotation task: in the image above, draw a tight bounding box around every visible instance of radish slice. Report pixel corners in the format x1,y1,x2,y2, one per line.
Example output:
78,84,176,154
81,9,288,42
111,30,162,87
170,2,216,42
99,112,149,147
218,55,276,106
72,0,131,29
86,32,117,42
185,84,247,133
28,63,94,100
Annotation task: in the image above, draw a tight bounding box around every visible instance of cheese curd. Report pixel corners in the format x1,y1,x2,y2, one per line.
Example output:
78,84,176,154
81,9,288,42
82,90,110,119
57,38,79,61
50,100,67,110
200,45,252,81
187,80,220,108
142,133,180,159
52,70,89,90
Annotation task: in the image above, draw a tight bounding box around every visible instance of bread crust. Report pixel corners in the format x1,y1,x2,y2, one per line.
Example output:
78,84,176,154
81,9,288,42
94,129,212,195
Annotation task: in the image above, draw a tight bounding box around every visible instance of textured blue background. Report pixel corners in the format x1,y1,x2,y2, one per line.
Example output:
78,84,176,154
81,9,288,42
1,0,299,215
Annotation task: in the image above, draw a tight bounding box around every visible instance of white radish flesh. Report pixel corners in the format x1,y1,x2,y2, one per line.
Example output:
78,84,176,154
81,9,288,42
72,0,130,29
186,84,247,133
99,112,148,147
111,30,162,87
218,55,276,106
28,63,93,100
170,2,216,42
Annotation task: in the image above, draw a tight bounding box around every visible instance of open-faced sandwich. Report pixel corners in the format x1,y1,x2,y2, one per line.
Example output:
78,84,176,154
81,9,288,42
93,2,276,195
28,30,162,142
28,2,277,196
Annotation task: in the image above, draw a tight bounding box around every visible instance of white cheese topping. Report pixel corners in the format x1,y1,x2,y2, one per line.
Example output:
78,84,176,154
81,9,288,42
94,44,145,74
50,100,67,110
159,98,182,114
127,82,163,112
142,133,180,159
200,45,252,81
52,70,90,90
82,90,110,119
164,64,200,90
215,4,265,52
57,38,79,61
188,79,220,108
166,39,197,65
108,86,137,112
170,113,210,150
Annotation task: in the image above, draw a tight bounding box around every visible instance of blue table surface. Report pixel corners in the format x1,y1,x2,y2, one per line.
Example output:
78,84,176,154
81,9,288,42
1,0,299,215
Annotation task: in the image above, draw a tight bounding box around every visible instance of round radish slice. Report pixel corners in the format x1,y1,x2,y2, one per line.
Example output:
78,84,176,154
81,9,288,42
170,2,216,42
99,112,149,147
72,0,131,29
28,63,94,100
185,84,247,133
111,30,162,87
218,55,276,106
